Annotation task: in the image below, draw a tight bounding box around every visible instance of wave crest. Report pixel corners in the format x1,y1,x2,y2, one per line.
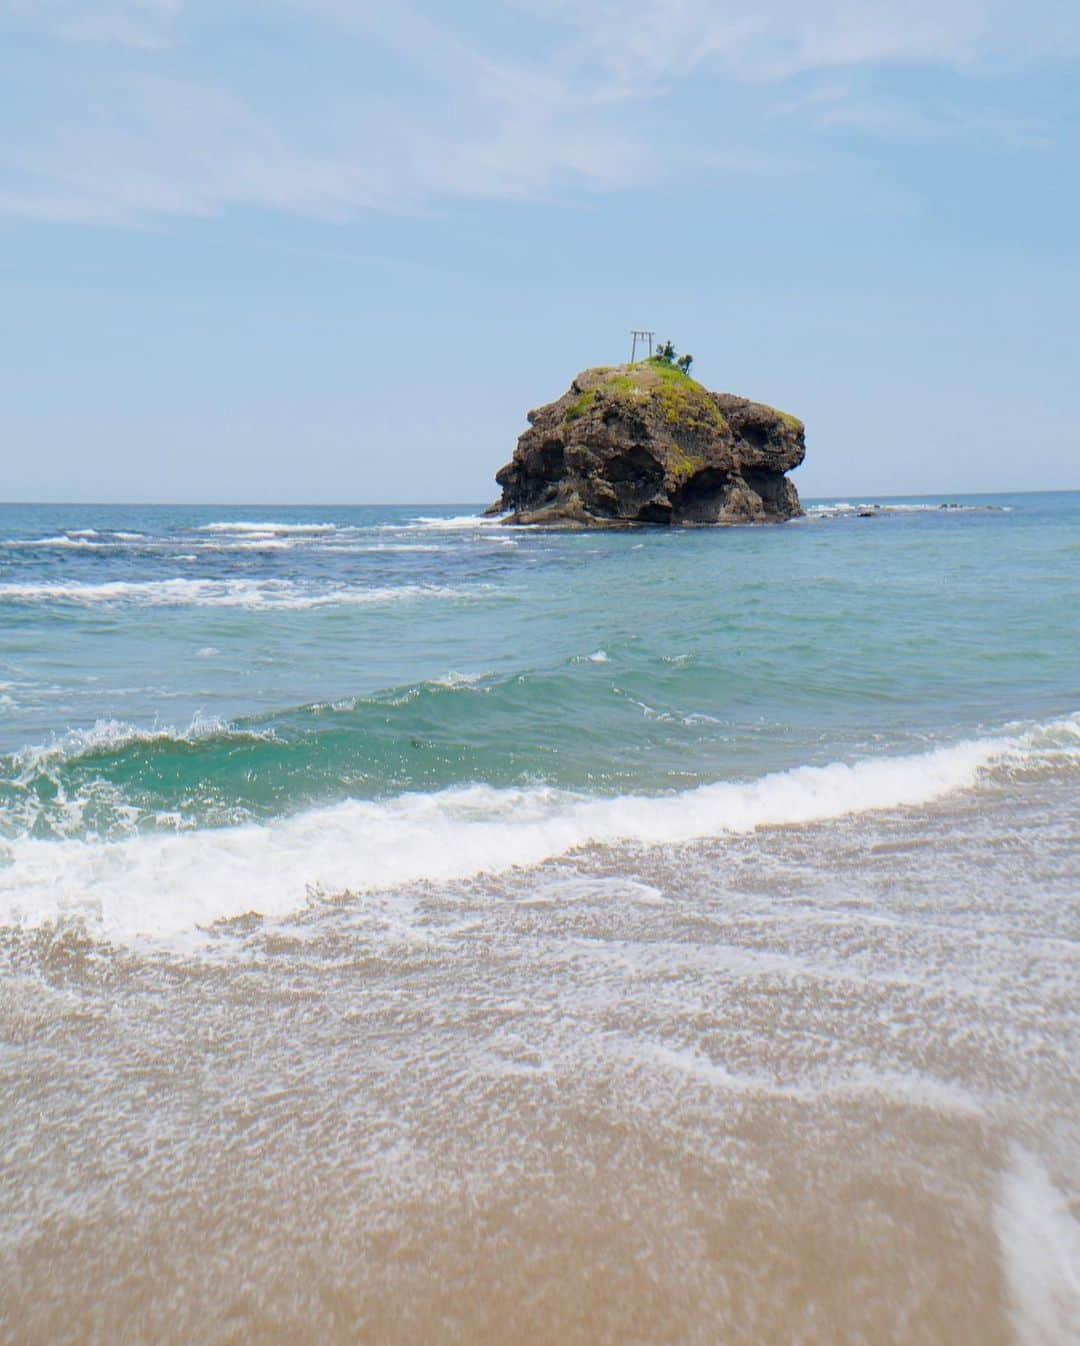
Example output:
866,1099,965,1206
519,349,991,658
0,714,1075,941
0,578,479,609
195,521,339,534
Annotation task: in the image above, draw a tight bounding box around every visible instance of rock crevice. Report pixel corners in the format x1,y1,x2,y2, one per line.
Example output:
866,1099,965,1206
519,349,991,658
491,362,805,527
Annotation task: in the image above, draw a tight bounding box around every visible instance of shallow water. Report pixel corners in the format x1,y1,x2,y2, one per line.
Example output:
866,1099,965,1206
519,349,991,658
0,494,1077,1344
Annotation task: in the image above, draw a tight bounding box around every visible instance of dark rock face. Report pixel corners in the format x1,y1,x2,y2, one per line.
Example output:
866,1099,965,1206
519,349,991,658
491,363,805,527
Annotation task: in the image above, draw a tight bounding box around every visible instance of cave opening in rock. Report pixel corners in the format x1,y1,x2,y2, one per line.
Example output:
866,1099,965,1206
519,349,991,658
602,444,665,486
536,440,566,480
739,423,770,450
672,467,731,522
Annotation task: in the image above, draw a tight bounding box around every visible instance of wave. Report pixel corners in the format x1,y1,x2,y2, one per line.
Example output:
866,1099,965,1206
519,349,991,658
0,578,478,610
320,543,447,553
2,535,113,549
1,714,1075,941
376,513,502,533
0,715,271,842
4,530,151,549
189,538,447,553
8,714,262,774
192,538,301,551
805,501,1011,518
196,521,339,534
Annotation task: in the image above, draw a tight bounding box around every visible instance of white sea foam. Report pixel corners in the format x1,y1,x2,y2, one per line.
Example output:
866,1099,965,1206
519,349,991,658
320,543,446,554
196,521,339,534
3,535,111,549
9,714,245,775
519,873,668,908
1,718,1073,941
996,1146,1080,1346
641,1042,986,1116
429,670,492,689
376,514,501,533
190,538,448,554
412,514,502,530
805,501,1008,518
196,538,299,551
0,578,474,610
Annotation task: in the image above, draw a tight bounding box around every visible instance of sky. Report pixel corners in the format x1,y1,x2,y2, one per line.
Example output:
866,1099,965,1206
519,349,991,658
2,0,1078,503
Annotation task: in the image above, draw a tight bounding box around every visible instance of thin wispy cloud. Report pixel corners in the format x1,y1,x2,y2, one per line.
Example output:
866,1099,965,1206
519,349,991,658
0,0,1075,224
786,80,1053,149
534,0,1080,83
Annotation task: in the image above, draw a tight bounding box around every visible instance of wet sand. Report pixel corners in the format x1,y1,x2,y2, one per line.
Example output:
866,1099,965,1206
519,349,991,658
2,776,1077,1345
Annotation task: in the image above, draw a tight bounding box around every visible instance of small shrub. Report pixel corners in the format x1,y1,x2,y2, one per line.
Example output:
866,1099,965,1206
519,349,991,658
648,341,693,375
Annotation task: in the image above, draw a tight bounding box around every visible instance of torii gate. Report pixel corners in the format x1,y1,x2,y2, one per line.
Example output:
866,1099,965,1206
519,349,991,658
629,329,654,362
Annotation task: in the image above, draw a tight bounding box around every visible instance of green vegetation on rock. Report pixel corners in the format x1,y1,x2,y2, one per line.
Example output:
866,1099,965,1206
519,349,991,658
563,361,729,435
563,390,598,424
669,448,706,482
599,374,641,397
560,358,743,436
749,401,803,432
638,360,727,433
648,341,694,376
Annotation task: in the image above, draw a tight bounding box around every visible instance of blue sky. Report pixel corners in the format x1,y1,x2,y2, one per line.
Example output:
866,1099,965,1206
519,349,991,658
2,0,1078,502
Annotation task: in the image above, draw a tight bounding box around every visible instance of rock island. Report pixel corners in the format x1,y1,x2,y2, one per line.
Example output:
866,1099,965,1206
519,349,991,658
491,357,805,527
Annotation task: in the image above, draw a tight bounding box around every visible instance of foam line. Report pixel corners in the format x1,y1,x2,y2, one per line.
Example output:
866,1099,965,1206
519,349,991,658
2,718,1074,940
0,579,474,609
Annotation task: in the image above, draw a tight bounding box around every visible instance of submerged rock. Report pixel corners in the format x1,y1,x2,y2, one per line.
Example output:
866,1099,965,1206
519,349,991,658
491,361,806,527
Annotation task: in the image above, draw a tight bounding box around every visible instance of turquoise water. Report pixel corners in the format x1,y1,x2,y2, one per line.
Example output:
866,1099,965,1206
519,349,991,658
0,493,1076,934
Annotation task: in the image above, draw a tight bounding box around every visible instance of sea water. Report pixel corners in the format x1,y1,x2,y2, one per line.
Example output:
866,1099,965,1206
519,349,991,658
0,495,1076,1344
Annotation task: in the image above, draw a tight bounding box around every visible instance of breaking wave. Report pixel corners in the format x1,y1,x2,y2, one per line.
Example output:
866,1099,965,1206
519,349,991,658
805,501,1012,519
0,714,1075,941
0,578,479,610
195,521,340,534
8,714,266,773
376,513,504,533
3,534,113,549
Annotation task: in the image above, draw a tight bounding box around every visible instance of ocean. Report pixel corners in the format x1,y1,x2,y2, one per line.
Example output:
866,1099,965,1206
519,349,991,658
0,494,1077,1344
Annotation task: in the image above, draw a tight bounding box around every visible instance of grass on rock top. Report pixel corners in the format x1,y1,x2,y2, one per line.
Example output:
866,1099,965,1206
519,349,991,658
563,360,727,433
563,390,598,423
560,359,803,437
770,407,805,431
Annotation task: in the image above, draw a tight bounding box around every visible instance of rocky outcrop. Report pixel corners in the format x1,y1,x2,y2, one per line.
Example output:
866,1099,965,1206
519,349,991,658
490,362,805,526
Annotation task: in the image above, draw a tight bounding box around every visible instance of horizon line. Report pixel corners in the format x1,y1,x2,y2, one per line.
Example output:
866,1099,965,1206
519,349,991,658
1,488,1078,508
